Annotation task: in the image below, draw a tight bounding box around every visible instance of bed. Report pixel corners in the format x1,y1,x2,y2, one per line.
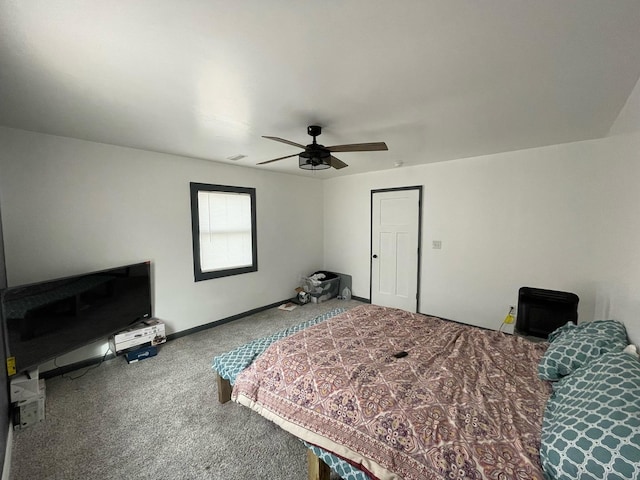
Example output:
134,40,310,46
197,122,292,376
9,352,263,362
213,304,640,480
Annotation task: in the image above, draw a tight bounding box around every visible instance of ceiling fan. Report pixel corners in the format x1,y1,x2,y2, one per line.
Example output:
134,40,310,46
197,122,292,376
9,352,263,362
257,125,388,170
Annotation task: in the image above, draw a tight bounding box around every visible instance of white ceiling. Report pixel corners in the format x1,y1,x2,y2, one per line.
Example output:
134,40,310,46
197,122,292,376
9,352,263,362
1,1,639,178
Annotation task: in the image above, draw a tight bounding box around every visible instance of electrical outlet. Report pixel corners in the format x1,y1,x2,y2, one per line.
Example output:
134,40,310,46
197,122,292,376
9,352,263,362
432,240,442,249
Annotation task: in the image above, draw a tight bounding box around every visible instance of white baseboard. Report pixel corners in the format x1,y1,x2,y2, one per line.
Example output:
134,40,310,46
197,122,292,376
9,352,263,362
1,422,12,480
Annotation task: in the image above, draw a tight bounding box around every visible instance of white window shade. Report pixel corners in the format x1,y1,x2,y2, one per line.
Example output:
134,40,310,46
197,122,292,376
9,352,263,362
198,191,253,271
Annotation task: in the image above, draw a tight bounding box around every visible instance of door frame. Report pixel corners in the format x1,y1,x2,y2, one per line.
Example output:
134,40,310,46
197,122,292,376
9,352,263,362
369,185,423,312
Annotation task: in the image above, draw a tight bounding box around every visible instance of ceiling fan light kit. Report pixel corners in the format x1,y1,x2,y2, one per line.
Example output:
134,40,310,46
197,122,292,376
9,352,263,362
298,149,331,170
258,125,388,171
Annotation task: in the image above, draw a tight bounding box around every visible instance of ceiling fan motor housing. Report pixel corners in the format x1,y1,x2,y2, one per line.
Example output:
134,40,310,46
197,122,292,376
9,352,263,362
307,125,322,137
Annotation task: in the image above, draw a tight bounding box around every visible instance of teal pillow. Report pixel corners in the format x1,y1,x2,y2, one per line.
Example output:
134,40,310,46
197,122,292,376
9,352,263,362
538,320,628,381
540,351,640,480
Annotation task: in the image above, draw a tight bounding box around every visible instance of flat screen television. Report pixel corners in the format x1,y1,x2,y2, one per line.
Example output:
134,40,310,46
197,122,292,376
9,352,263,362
1,261,152,375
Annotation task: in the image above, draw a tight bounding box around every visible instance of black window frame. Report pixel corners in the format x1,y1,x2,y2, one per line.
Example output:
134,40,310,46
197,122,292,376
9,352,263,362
190,182,258,281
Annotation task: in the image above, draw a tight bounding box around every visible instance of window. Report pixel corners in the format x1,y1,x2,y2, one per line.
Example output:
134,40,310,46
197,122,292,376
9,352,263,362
190,182,257,281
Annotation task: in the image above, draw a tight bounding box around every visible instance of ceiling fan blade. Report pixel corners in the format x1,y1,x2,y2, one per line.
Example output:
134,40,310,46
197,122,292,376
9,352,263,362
329,155,348,170
262,136,306,149
256,153,299,165
327,142,388,152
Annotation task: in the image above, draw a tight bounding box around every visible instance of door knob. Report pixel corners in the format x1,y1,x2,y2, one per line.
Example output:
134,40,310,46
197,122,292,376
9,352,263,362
372,254,378,258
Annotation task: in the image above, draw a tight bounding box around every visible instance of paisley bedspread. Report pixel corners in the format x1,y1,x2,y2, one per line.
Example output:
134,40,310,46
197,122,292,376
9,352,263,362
232,304,551,480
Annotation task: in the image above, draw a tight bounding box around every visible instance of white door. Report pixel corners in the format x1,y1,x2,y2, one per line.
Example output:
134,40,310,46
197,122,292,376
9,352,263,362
371,187,421,312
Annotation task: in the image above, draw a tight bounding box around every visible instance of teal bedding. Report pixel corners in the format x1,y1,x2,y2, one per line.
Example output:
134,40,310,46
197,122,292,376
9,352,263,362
212,307,346,385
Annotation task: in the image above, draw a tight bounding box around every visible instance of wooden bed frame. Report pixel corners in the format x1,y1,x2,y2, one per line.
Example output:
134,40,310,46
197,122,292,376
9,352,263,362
217,373,332,480
216,372,233,404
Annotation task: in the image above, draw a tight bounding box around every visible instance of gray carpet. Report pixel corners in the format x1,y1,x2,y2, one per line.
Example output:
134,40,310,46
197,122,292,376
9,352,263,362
9,298,363,480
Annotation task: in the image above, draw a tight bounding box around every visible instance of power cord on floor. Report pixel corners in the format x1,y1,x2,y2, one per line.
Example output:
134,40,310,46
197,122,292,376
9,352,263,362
54,345,113,380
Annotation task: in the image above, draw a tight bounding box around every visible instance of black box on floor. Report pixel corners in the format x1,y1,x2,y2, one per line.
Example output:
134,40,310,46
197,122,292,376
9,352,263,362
125,345,157,363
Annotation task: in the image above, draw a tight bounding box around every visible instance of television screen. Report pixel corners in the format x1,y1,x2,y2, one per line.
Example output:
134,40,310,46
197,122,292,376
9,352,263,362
1,261,152,375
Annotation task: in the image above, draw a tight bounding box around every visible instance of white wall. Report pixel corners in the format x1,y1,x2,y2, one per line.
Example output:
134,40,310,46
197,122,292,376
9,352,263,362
2,118,640,372
0,127,324,368
609,75,640,136
324,132,640,344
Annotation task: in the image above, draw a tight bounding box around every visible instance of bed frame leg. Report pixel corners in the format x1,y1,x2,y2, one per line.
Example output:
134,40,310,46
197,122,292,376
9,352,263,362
307,449,331,480
216,373,233,404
